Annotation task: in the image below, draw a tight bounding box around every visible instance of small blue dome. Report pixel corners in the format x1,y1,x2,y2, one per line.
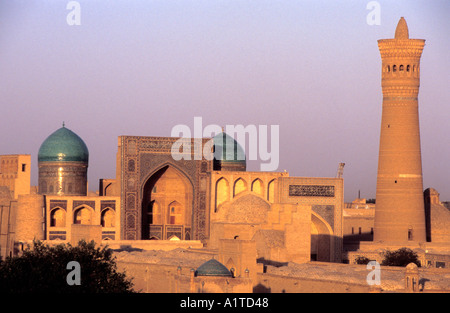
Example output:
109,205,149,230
38,126,89,163
195,259,232,277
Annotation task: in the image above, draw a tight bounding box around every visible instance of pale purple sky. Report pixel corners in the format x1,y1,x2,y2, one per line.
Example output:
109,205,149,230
0,0,449,202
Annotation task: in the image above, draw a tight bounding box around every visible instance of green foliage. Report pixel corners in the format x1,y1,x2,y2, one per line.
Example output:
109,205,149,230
0,240,135,293
381,247,421,267
355,256,371,265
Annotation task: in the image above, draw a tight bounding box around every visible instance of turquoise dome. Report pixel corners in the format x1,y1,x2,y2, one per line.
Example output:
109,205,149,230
213,132,246,170
195,259,232,277
38,126,89,163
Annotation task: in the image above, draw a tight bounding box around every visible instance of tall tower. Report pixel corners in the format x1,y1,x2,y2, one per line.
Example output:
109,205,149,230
374,17,426,243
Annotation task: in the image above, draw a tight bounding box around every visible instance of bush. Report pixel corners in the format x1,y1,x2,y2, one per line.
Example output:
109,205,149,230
0,240,135,293
381,247,421,267
355,256,371,265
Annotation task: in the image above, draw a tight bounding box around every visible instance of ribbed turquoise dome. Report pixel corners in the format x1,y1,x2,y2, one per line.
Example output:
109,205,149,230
38,126,89,163
195,259,232,277
213,132,246,171
213,132,246,163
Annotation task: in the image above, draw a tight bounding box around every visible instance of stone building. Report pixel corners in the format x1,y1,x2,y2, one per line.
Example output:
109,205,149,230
0,126,120,257
101,132,344,263
343,198,375,244
0,123,344,266
174,258,253,293
0,155,30,199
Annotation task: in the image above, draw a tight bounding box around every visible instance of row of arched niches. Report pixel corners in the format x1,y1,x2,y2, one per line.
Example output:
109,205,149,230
383,63,420,76
215,177,276,211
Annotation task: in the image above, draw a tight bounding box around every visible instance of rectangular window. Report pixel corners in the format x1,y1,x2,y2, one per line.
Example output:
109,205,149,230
22,164,26,172
359,227,362,235
436,262,446,269
408,228,413,241
351,227,354,235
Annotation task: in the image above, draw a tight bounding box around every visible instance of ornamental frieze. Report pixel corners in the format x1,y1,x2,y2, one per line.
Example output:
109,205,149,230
73,200,95,210
289,185,335,197
49,200,67,211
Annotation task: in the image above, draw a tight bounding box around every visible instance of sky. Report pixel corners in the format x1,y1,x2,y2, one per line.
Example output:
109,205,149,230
0,0,448,202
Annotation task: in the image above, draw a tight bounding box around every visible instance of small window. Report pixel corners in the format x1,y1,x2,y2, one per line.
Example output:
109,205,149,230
408,228,413,241
407,65,410,72
399,65,404,71
358,227,362,235
436,262,445,269
393,65,397,72
21,164,26,172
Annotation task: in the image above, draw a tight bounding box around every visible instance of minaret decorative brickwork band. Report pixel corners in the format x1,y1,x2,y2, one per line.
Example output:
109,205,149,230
374,18,426,242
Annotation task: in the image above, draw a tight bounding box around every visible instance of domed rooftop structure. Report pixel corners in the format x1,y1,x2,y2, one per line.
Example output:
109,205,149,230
406,262,419,271
213,131,246,171
195,259,232,277
38,125,89,163
37,124,89,196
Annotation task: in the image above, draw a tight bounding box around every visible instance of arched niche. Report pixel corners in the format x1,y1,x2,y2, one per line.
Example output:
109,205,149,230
101,208,115,227
267,179,275,203
251,178,264,197
215,177,230,212
73,206,93,225
50,208,66,227
233,178,247,197
311,213,333,262
141,165,193,240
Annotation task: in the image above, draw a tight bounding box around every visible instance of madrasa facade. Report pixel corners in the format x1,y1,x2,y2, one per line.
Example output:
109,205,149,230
0,126,344,265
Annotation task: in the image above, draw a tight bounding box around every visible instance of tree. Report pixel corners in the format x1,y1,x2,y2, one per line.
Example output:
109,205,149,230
381,247,421,267
0,240,135,293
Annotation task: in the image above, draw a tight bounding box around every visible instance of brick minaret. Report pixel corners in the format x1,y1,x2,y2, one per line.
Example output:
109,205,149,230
374,17,426,242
